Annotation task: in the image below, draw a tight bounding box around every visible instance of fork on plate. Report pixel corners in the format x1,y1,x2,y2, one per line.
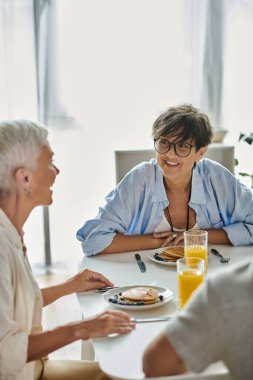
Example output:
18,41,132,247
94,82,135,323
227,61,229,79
210,248,230,263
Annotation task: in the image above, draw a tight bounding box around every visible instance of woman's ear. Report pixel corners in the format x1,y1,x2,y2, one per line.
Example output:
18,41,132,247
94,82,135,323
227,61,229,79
196,146,208,161
14,168,31,193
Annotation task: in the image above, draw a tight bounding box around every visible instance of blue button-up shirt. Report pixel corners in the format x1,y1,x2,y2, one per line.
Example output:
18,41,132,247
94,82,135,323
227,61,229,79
77,158,253,256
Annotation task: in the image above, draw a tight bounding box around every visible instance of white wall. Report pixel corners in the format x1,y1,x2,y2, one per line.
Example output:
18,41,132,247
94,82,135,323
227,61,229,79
39,0,188,263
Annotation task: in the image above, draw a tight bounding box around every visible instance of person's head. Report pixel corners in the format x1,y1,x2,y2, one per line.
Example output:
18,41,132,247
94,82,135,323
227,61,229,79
152,104,213,149
0,120,59,204
152,105,213,182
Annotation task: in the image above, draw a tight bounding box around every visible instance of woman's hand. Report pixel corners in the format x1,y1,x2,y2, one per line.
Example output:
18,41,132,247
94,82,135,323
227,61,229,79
74,310,135,340
153,231,184,247
66,269,114,293
42,269,114,306
28,310,135,361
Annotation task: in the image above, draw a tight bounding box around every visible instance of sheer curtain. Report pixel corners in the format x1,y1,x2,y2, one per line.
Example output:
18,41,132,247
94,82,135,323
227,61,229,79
187,0,253,137
0,0,46,268
0,0,37,119
0,0,72,268
186,0,226,130
33,0,74,267
186,0,253,187
33,0,73,126
223,0,253,185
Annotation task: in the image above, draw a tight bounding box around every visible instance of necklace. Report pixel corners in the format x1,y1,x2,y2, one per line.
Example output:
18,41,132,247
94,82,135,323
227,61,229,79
163,179,192,238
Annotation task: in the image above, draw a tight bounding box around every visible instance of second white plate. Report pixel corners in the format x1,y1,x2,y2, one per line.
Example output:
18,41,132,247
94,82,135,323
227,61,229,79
148,254,177,267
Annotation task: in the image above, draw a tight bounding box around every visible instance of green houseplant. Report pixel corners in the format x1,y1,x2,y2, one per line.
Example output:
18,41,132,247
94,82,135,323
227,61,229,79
236,133,253,189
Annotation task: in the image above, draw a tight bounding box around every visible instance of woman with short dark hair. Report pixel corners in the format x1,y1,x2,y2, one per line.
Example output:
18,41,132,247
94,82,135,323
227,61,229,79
77,104,253,256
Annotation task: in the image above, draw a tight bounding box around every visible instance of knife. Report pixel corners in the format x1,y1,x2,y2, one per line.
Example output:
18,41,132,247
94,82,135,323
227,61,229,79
135,253,146,272
94,286,119,293
131,316,173,323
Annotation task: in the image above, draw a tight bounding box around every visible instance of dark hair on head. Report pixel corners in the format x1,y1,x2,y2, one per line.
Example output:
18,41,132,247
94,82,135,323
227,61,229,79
152,104,213,150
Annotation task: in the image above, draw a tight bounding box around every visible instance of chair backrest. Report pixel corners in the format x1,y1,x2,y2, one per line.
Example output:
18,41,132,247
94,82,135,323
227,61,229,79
115,144,234,183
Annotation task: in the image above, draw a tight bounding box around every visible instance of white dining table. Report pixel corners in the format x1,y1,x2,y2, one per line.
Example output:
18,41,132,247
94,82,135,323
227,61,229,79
67,245,253,380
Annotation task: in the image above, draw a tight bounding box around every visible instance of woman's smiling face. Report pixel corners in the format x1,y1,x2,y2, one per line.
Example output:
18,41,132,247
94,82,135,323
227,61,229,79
28,144,60,206
156,134,207,182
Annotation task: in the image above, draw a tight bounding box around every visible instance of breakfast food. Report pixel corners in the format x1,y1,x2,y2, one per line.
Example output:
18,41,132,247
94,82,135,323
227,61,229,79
121,287,159,304
155,246,184,262
108,286,161,306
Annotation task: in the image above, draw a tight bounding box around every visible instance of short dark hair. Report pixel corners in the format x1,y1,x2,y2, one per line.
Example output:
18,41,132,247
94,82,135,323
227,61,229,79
152,104,213,150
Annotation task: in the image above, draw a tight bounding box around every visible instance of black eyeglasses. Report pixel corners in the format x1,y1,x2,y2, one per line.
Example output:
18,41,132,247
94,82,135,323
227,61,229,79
154,137,196,157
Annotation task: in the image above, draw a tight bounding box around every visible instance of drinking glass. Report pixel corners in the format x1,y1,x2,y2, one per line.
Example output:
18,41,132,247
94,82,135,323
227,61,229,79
177,257,205,309
184,230,208,269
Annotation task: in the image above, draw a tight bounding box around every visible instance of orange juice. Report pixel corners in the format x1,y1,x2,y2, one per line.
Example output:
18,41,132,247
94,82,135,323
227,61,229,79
178,268,204,309
185,245,208,269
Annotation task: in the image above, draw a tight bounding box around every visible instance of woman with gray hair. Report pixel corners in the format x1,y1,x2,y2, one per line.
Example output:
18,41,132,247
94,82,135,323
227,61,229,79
77,104,253,256
0,120,135,380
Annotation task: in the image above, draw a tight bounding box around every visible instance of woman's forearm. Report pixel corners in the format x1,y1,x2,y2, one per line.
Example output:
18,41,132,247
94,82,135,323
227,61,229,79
101,229,231,255
101,233,165,254
27,323,81,362
206,229,231,245
28,310,134,361
41,281,73,307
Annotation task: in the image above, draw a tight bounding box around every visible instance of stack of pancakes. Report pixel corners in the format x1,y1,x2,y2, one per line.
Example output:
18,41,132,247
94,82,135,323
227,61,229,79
121,287,159,305
158,246,184,262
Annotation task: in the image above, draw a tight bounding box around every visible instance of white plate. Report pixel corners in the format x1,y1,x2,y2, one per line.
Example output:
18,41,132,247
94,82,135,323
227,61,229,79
148,254,177,267
103,285,173,311
148,246,184,267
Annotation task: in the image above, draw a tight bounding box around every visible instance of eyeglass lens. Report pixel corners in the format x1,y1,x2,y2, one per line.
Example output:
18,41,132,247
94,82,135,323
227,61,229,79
154,138,192,157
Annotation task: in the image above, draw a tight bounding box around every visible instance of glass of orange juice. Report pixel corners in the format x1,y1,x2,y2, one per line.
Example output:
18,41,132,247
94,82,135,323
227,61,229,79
184,230,208,269
177,257,205,309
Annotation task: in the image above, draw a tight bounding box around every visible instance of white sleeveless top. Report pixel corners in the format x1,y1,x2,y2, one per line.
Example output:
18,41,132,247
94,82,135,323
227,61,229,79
154,214,199,233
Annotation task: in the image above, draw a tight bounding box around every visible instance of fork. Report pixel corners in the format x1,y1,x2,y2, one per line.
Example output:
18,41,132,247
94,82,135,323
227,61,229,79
210,248,230,263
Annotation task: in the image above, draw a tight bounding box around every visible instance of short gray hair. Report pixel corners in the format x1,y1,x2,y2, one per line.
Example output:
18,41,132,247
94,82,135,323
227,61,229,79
0,120,48,197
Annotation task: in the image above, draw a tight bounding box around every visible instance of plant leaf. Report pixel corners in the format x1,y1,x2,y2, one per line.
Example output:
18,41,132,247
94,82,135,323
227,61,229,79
245,136,253,145
238,133,253,144
239,133,245,142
